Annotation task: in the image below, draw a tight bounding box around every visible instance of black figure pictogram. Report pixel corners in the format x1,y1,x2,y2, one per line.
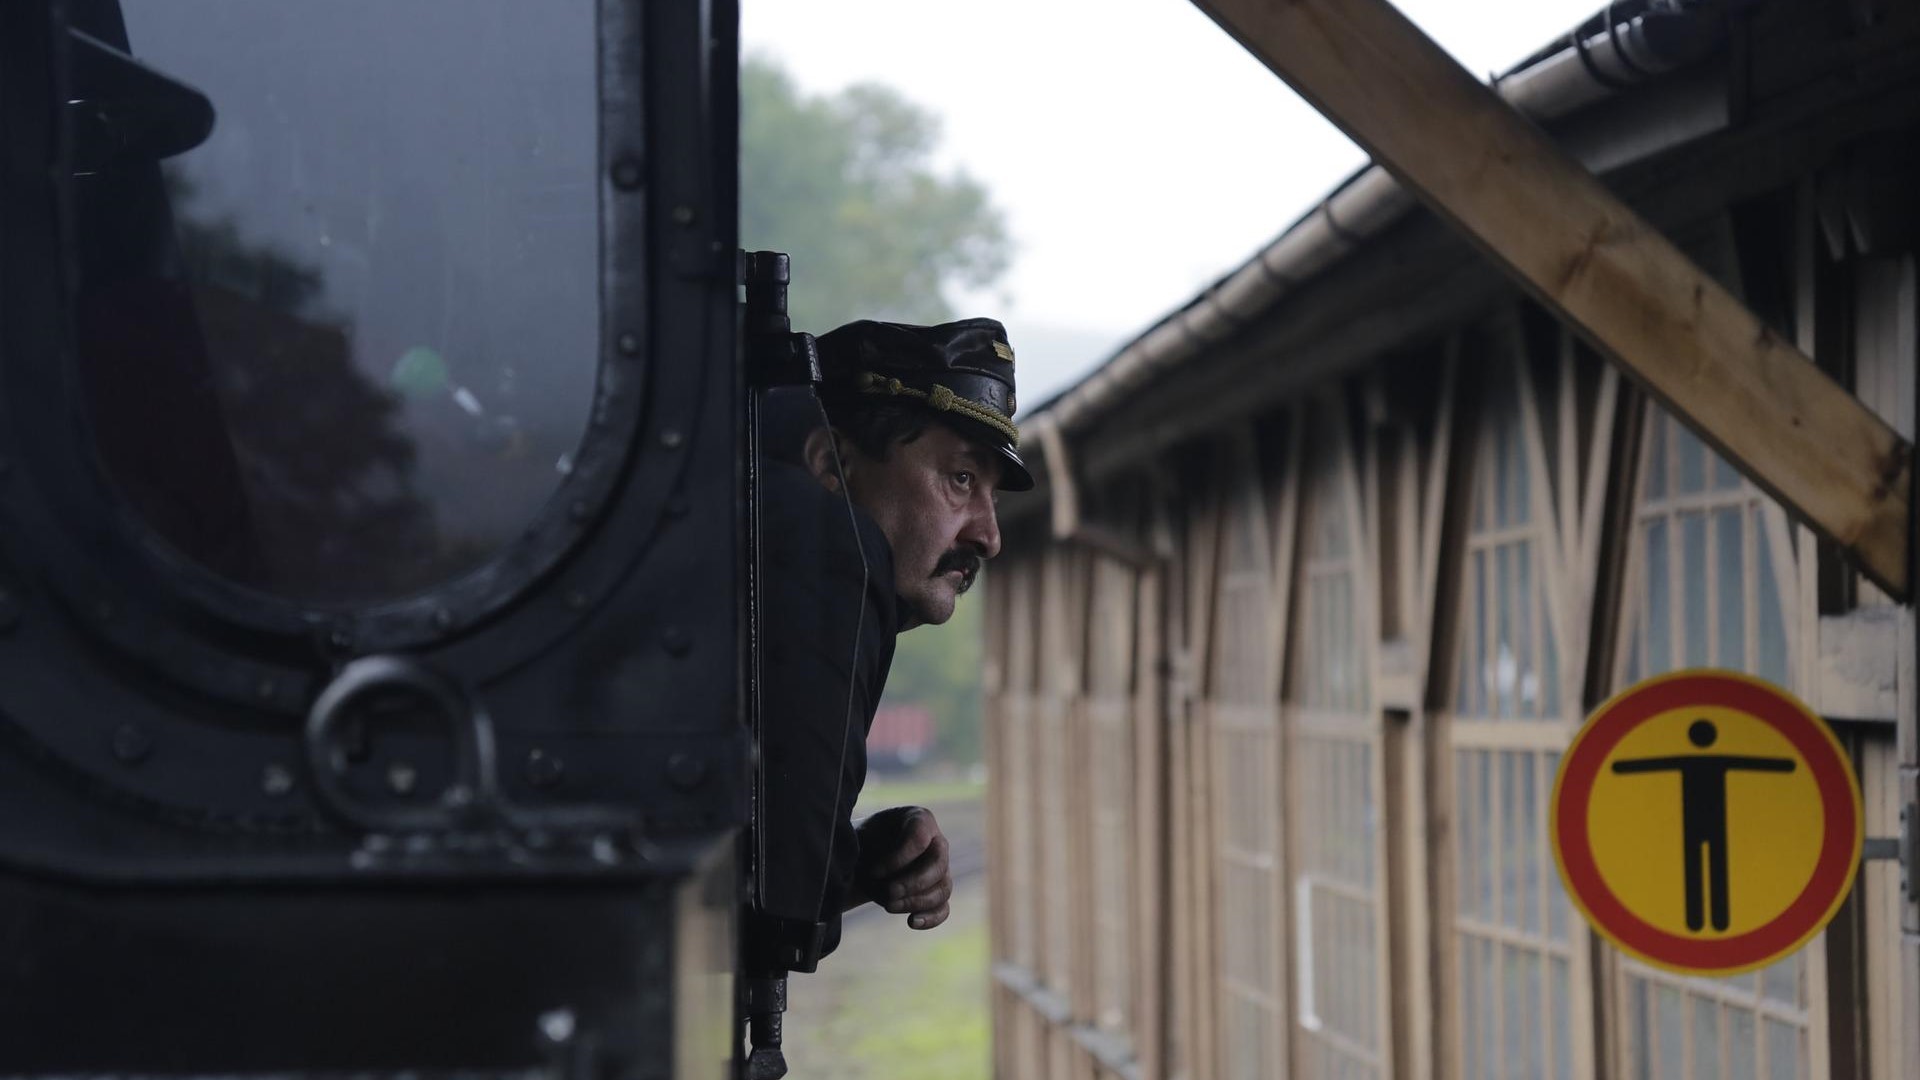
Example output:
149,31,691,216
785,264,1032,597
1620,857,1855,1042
1609,719,1796,932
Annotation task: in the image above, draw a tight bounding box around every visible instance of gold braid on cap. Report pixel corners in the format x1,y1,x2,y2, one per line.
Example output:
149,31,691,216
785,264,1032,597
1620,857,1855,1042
854,372,1019,447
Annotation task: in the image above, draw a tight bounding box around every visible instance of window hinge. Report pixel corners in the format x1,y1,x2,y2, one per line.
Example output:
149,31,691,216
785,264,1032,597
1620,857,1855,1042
1861,802,1916,897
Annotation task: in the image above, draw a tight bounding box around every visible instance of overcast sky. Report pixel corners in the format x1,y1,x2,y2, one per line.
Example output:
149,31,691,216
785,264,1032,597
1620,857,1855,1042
744,0,1608,402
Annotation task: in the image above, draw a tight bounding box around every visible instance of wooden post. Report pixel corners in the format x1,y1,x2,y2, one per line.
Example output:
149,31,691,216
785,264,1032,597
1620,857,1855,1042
1189,0,1913,598
1133,565,1168,1080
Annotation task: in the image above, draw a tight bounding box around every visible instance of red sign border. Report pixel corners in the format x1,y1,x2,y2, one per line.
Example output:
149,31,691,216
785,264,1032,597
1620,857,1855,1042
1550,670,1862,976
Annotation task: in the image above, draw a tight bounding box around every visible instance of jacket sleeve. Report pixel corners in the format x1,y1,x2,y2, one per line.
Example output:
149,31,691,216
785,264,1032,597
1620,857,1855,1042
754,463,897,938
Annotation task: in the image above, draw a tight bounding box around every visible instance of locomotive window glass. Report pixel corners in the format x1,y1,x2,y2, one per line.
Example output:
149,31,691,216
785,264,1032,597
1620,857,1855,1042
1613,407,1816,1080
73,2,598,605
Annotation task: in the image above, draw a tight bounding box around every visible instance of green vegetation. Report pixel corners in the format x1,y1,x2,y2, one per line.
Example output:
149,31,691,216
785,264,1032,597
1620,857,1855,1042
881,587,985,764
740,56,1011,333
855,775,986,815
784,883,991,1080
847,918,991,1080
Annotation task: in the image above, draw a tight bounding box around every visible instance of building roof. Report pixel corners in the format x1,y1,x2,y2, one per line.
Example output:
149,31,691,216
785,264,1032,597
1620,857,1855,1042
1016,1,1733,502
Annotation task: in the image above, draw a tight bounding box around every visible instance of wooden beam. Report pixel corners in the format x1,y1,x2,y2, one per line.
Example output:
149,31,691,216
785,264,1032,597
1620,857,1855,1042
1190,0,1914,598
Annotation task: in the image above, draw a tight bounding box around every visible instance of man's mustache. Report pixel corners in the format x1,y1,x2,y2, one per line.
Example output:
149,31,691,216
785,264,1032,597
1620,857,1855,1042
932,550,982,592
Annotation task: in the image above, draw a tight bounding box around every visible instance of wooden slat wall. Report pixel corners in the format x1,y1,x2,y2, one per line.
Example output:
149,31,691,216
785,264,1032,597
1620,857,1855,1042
1134,563,1170,1080
1831,249,1915,1080
984,170,1914,1080
990,523,1166,1080
1290,396,1393,1080
1205,427,1291,1080
1086,555,1141,1049
1439,319,1602,1080
1610,403,1823,1079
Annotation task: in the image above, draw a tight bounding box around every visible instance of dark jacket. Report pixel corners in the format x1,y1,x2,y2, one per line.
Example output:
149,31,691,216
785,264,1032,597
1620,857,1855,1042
752,390,900,960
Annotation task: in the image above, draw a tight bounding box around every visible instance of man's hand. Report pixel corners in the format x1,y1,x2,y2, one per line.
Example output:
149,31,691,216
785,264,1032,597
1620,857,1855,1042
853,805,952,930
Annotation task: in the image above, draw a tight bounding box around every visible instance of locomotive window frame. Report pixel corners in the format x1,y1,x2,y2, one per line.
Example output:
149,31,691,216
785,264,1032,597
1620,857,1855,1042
0,0,740,870
7,0,707,707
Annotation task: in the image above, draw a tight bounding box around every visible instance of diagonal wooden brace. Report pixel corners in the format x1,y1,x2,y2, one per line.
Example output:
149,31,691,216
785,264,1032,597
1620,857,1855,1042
1190,0,1913,598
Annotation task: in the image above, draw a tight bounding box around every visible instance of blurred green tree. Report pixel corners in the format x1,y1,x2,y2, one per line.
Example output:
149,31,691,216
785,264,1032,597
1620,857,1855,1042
740,56,1011,332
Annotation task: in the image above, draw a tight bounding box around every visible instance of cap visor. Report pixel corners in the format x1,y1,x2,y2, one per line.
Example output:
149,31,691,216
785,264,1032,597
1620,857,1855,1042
995,443,1034,492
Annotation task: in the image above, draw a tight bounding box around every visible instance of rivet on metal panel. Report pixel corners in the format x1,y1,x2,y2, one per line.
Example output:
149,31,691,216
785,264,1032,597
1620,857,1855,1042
111,724,151,765
255,677,277,700
539,1008,577,1045
564,590,589,611
262,763,296,796
526,747,565,789
617,332,641,356
611,158,643,190
668,751,706,789
662,626,691,657
671,204,696,226
386,760,418,796
659,428,685,450
569,500,592,522
431,608,454,630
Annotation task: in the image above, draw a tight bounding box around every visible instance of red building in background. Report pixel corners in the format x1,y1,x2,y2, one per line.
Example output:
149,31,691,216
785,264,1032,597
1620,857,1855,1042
866,704,934,773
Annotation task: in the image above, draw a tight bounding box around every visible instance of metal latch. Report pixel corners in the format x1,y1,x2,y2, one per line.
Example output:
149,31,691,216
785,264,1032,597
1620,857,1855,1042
1861,803,1916,896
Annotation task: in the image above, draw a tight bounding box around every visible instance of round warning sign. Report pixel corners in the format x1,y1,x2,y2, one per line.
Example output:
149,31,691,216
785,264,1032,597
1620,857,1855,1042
1550,670,1862,976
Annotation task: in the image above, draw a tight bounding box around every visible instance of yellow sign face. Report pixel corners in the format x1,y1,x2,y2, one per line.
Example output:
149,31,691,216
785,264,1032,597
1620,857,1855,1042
1552,671,1862,976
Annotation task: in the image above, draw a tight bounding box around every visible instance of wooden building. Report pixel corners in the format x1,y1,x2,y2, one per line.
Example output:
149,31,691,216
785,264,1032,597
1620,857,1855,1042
983,3,1920,1078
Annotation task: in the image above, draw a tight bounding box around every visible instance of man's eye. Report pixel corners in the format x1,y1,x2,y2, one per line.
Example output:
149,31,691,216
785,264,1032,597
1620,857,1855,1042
952,471,974,491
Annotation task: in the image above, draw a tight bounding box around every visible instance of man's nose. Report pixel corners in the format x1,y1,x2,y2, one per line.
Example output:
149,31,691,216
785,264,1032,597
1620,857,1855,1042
962,495,1001,560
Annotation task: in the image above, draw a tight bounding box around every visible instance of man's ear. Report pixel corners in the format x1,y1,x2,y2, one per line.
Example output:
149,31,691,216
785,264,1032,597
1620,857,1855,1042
802,426,850,493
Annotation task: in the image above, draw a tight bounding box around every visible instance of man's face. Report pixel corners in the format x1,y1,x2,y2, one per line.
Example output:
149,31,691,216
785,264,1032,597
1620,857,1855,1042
827,422,1004,627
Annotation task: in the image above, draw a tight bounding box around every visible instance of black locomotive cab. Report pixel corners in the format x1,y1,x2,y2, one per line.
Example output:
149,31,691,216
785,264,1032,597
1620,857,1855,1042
0,1,749,1074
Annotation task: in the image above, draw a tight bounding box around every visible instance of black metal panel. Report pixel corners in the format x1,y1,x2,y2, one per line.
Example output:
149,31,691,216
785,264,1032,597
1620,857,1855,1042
0,837,737,1073
0,0,745,871
0,0,745,1073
